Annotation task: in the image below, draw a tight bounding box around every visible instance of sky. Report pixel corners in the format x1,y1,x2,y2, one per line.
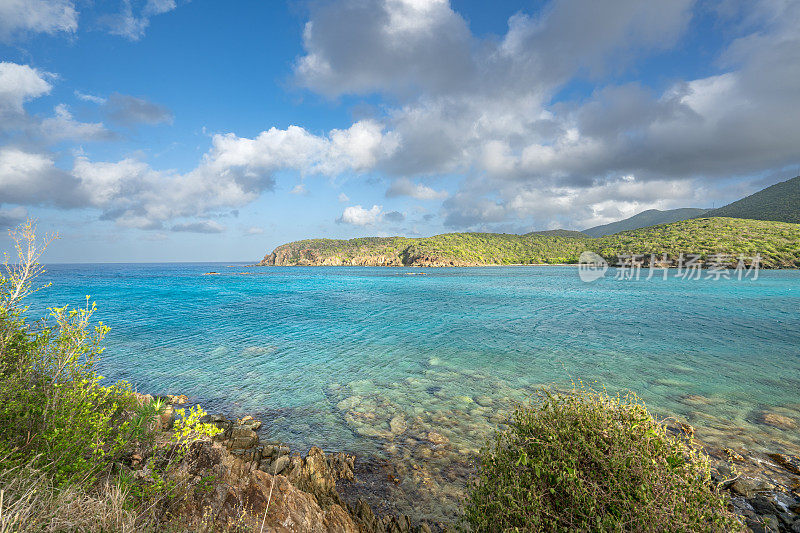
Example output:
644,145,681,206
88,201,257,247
0,0,799,262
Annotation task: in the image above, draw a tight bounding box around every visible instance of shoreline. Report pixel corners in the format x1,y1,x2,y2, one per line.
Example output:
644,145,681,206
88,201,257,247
154,390,800,531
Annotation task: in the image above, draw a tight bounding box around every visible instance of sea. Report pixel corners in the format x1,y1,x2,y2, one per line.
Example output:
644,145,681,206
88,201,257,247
27,263,800,522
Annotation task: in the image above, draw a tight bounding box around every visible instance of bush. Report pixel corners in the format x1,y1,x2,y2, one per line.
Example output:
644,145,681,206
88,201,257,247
463,387,744,532
0,222,137,486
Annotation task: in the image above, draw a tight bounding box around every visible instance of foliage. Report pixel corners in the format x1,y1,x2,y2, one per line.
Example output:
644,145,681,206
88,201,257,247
263,217,800,268
462,387,744,532
702,175,800,224
0,222,140,486
172,404,222,444
594,217,800,268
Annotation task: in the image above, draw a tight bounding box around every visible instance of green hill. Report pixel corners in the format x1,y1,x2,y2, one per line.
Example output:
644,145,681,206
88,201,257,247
701,175,800,223
583,208,709,237
259,218,800,268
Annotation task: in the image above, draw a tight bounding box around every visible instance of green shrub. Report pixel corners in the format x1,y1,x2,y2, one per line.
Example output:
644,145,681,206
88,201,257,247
463,387,744,532
0,222,139,486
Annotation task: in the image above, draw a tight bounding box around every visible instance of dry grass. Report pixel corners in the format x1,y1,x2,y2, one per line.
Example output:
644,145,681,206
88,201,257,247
0,461,139,533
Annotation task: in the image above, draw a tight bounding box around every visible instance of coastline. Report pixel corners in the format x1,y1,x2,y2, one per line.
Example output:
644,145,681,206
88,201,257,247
151,392,800,532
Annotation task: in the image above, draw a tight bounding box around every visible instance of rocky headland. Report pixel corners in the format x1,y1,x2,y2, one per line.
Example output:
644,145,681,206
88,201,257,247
256,218,800,268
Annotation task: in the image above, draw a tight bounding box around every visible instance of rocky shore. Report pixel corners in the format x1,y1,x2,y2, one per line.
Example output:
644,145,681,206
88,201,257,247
130,395,436,532
134,393,800,532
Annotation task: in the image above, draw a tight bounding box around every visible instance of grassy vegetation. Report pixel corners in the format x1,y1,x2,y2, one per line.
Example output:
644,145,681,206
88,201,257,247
702,175,800,224
263,217,800,268
463,387,744,532
0,222,219,532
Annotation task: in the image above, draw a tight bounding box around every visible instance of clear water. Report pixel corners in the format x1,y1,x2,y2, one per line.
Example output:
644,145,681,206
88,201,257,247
27,264,800,520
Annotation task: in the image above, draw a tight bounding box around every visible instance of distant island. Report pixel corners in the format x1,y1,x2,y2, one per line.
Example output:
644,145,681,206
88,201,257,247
259,176,800,269
258,217,800,268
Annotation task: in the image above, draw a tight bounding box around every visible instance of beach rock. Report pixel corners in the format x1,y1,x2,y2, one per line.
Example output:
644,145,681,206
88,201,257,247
133,392,154,406
731,478,760,498
328,452,356,482
166,394,188,405
268,455,290,475
238,415,263,431
768,453,800,476
227,427,258,450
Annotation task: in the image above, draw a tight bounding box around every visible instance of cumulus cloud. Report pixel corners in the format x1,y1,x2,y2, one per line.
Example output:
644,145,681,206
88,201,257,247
0,0,78,41
442,176,707,230
296,0,473,97
104,93,173,126
0,65,402,231
386,177,448,200
337,204,383,226
3,0,800,235
0,146,82,207
0,62,53,122
294,0,800,229
40,104,115,142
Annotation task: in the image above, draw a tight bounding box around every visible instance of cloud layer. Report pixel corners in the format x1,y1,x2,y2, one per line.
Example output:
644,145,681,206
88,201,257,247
1,0,799,236
293,0,800,229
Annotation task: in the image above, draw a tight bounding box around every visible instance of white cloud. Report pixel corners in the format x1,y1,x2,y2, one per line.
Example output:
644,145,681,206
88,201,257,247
74,90,106,104
0,146,80,206
0,62,53,119
2,1,799,236
290,0,800,230
338,192,350,202
386,177,448,200
40,104,114,142
0,0,77,41
244,226,264,235
290,184,308,195
337,204,383,226
104,0,180,40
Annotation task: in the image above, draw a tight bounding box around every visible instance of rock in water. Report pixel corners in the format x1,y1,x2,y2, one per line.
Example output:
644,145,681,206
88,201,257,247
390,416,407,435
758,411,798,430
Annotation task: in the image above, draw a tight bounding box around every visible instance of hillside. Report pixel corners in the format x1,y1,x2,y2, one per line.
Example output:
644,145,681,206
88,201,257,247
583,208,708,237
702,175,800,223
259,218,800,268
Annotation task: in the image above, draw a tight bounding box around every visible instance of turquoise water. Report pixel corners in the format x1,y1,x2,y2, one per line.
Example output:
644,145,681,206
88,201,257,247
29,264,800,519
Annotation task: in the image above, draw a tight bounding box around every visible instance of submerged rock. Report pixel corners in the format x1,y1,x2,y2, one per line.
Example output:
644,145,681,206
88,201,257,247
758,411,798,430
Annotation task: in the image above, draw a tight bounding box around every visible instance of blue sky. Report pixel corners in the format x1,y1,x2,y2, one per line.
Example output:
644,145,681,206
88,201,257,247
1,0,798,262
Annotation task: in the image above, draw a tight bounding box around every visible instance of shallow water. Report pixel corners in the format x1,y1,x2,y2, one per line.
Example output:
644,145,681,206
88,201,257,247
30,264,800,522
